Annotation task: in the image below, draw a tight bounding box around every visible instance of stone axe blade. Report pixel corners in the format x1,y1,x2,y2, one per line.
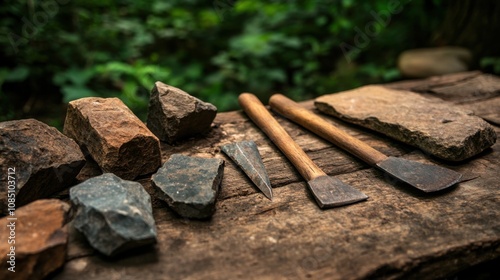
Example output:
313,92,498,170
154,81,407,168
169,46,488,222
269,94,462,192
238,93,368,208
221,141,273,200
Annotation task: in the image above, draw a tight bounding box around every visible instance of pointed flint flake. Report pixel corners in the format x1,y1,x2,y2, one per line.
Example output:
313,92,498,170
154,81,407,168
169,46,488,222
221,141,273,200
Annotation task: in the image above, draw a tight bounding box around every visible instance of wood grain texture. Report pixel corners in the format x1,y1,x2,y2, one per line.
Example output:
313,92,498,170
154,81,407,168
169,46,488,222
54,73,500,280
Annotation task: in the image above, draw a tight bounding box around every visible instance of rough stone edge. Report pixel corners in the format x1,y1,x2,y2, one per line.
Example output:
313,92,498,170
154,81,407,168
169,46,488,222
64,98,161,180
314,96,497,162
146,82,217,144
151,156,225,219
69,174,157,257
4,199,71,280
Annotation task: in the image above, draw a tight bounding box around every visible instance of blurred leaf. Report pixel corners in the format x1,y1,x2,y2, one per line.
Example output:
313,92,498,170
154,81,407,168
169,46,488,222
383,68,401,81
0,68,9,88
61,86,97,103
342,0,354,8
5,66,29,82
481,57,500,74
53,68,95,86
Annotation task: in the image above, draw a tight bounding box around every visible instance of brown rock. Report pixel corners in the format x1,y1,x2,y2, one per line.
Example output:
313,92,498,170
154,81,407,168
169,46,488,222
0,119,85,214
146,81,217,143
398,47,472,78
315,85,497,161
0,199,70,280
64,97,161,180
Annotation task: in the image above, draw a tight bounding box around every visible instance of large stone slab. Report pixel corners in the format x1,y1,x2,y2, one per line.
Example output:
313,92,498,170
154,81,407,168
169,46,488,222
152,154,224,219
0,199,70,280
315,85,496,161
0,119,85,214
64,97,161,180
70,173,157,257
146,81,217,144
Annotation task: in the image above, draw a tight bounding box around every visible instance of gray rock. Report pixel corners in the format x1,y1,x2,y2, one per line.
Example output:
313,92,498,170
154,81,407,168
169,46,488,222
70,173,157,256
398,47,472,78
146,81,217,143
0,119,85,215
221,141,272,200
315,85,496,162
152,154,224,219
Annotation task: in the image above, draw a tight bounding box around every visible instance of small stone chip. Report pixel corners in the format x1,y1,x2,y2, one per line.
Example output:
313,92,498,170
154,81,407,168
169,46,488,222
315,85,497,162
70,173,157,257
0,119,85,214
152,154,224,219
0,199,70,280
63,97,161,180
146,81,217,144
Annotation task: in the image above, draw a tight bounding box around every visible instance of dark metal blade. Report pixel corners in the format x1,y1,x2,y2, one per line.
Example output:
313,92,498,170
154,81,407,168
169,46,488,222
221,141,273,200
307,176,368,208
376,156,462,192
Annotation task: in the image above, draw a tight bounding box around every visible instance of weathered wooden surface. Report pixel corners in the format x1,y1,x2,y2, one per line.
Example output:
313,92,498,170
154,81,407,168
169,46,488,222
55,73,499,280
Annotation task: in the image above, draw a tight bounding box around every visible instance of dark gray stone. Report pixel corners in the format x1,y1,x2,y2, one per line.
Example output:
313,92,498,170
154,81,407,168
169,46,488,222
146,81,217,143
315,85,497,162
0,119,85,215
151,154,224,219
221,141,272,200
70,173,157,256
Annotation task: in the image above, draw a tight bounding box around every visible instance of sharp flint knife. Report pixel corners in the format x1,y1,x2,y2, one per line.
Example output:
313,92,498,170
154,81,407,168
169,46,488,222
221,141,273,200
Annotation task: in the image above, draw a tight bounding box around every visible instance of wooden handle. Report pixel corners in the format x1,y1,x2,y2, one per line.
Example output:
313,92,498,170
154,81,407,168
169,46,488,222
269,94,387,166
238,93,326,181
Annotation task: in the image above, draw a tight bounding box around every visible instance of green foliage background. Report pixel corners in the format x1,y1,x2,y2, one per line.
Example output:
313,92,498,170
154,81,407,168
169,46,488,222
1,0,490,128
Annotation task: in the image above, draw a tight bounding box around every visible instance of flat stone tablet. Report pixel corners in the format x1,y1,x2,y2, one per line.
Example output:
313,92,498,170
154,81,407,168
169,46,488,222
315,85,496,161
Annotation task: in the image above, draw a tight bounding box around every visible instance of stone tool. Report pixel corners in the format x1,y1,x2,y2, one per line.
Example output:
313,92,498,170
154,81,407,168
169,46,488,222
221,141,273,200
239,93,368,208
269,94,462,192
